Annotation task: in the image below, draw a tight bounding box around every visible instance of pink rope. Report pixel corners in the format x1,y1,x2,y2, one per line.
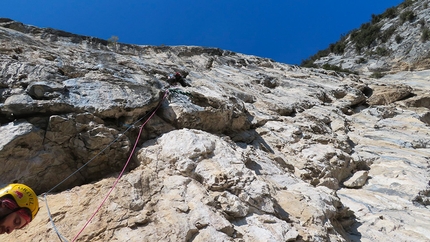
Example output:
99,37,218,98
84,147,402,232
72,90,168,242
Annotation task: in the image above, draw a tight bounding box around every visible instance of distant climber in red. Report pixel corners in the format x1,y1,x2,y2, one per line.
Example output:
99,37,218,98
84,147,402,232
167,72,191,87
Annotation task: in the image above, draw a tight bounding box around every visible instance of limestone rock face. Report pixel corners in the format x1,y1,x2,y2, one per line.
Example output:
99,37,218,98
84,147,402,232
0,20,429,242
343,171,369,188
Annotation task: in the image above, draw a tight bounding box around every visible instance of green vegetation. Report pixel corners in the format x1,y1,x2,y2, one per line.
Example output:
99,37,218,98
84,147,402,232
370,72,386,79
401,0,415,8
400,10,416,23
382,7,398,19
355,57,367,64
321,64,358,75
395,34,404,43
300,59,359,75
300,21,382,66
418,18,428,42
374,47,390,56
419,18,426,28
300,49,330,68
421,27,430,42
350,23,381,52
371,7,398,24
380,26,396,43
107,35,119,47
329,40,346,55
300,2,407,68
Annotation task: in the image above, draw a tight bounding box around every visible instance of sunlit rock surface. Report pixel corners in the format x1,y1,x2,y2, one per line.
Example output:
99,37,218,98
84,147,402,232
0,18,429,242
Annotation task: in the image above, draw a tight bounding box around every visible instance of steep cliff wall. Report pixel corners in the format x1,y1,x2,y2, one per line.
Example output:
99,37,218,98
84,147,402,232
0,19,429,242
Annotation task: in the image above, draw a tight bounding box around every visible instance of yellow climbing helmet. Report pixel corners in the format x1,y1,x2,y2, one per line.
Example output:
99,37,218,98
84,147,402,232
0,184,39,220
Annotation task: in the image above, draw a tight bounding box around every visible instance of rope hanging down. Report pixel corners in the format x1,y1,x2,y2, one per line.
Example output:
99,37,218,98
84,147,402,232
42,89,169,242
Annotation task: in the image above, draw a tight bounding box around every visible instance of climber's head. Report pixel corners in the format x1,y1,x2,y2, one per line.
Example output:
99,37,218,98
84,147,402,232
0,184,39,234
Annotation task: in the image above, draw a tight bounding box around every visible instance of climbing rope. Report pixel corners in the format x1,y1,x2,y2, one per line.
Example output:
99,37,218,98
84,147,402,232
44,194,69,242
41,89,169,242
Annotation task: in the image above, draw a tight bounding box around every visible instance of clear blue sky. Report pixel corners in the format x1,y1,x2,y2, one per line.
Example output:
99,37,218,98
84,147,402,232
1,1,404,65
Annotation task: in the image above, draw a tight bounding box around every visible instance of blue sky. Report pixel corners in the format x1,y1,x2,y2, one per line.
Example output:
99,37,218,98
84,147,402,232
1,1,404,65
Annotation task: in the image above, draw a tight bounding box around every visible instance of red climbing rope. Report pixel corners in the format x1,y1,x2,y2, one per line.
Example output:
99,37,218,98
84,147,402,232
71,90,169,242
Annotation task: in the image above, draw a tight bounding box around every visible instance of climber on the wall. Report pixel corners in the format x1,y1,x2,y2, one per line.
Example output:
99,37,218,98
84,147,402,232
0,184,39,235
167,72,191,87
